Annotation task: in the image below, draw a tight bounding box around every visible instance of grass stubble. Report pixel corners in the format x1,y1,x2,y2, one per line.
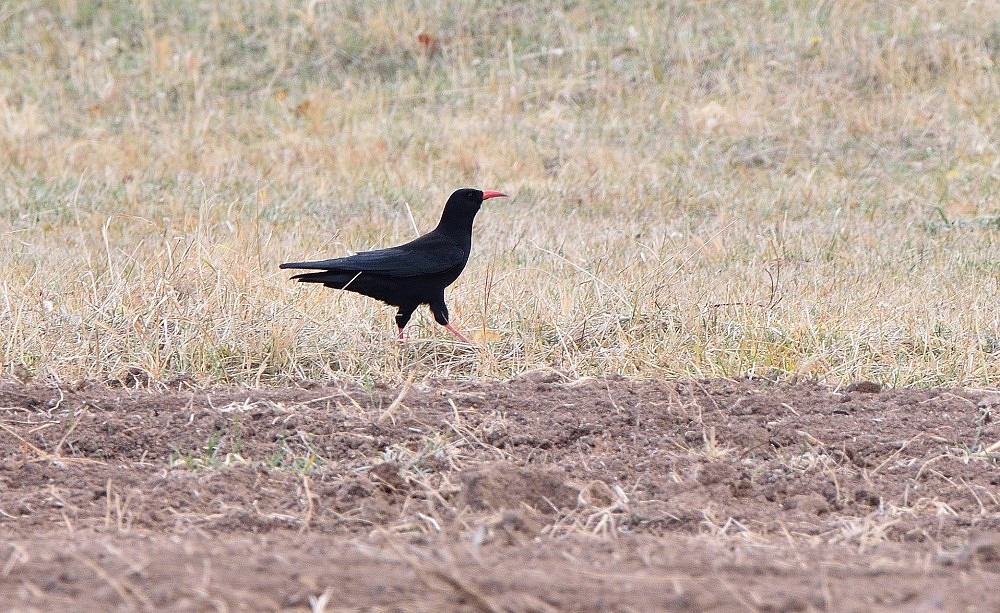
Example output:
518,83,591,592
1,0,999,387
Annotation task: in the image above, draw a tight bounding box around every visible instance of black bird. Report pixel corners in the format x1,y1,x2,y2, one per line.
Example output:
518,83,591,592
280,188,508,342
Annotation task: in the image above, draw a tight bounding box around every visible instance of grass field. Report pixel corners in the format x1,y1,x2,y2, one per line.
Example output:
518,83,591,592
2,0,999,386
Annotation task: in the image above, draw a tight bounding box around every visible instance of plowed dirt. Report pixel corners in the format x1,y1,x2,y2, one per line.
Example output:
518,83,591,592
2,374,999,611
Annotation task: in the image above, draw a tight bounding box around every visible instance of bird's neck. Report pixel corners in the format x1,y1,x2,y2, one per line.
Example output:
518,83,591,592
434,204,480,243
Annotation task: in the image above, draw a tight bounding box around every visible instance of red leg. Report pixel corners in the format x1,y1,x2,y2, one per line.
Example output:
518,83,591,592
444,323,472,344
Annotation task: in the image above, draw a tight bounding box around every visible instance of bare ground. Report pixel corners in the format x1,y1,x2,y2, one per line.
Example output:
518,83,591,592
2,373,1000,612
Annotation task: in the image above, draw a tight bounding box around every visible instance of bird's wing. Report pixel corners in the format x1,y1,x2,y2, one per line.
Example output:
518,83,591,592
280,239,465,278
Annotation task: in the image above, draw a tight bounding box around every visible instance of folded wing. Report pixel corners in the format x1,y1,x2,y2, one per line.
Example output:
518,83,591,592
279,239,466,278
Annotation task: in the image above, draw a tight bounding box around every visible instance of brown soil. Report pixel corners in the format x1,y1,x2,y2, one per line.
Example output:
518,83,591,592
2,373,1000,611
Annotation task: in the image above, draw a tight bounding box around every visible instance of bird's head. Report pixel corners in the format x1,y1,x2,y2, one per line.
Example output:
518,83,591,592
452,188,508,206
437,188,508,234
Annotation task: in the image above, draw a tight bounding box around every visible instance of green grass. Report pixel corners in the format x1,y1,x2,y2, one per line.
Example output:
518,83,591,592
169,417,245,468
1,0,999,386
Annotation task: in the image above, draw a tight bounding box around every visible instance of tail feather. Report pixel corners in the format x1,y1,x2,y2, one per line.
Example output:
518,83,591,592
289,270,352,283
280,260,345,270
289,271,324,282
288,270,367,292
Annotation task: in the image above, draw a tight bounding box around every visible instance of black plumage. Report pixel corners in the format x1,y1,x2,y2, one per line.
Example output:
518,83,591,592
280,188,507,342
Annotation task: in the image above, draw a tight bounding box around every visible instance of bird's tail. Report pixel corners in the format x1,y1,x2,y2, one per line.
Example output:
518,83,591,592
279,261,333,270
287,271,328,283
286,270,362,290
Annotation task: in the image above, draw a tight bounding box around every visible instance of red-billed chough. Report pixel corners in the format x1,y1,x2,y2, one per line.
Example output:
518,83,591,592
280,188,507,342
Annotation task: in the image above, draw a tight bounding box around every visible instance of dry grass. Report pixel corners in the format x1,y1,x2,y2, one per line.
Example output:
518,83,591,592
2,0,999,386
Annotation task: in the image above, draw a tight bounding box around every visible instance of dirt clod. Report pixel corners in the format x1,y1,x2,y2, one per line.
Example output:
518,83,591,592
457,463,579,513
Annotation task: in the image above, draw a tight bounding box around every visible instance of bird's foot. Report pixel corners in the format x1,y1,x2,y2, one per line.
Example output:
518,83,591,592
444,323,473,344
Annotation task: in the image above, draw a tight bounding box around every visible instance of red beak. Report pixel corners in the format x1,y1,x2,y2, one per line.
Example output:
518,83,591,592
481,190,508,201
